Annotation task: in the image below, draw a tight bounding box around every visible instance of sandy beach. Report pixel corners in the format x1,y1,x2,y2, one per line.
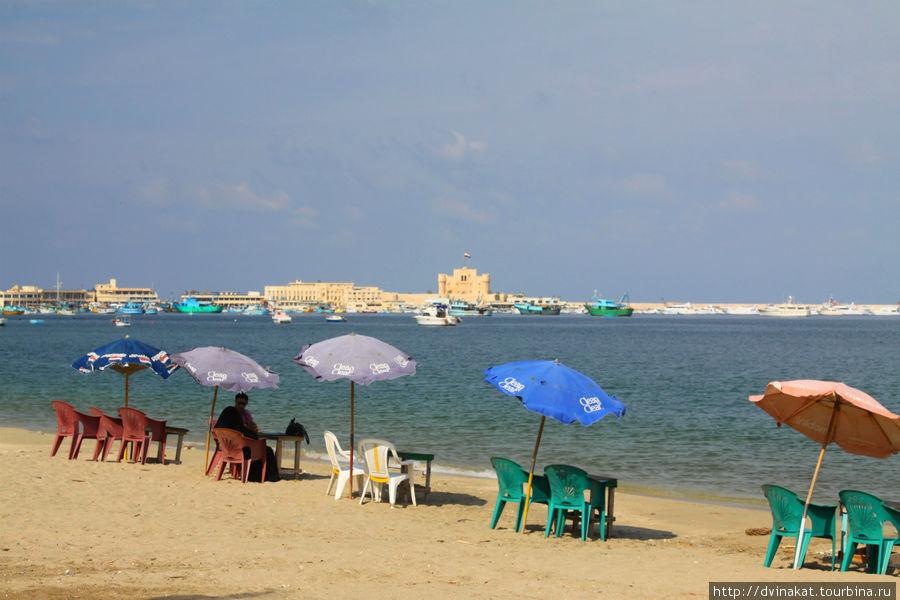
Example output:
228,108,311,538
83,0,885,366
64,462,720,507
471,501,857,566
0,428,894,599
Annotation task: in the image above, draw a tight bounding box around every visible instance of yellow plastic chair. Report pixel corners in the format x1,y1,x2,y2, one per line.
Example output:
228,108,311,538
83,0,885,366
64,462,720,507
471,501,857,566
358,438,416,507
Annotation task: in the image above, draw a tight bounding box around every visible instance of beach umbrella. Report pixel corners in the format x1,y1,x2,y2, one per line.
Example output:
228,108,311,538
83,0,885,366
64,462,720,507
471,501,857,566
749,380,900,569
484,359,625,532
170,346,280,473
293,332,417,497
72,335,178,407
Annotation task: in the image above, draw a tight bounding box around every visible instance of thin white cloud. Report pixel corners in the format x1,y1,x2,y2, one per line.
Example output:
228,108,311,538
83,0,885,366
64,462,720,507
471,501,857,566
289,206,318,228
617,173,674,200
720,159,766,181
197,182,290,212
430,197,495,224
717,191,760,211
439,130,486,162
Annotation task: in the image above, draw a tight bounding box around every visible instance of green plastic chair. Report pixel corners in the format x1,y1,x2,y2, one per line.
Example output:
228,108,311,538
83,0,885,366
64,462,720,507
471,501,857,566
839,489,900,574
761,484,837,570
544,464,608,541
490,457,550,532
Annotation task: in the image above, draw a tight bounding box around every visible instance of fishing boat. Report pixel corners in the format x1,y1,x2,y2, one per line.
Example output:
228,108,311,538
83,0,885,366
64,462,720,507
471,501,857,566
448,300,493,317
514,302,561,316
112,316,131,327
242,305,269,316
2,308,24,315
117,302,144,315
584,292,633,317
174,297,224,313
272,309,292,324
325,314,346,323
414,304,459,326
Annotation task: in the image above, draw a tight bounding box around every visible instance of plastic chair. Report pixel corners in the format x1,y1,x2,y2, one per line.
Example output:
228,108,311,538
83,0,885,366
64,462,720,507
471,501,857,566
761,484,837,570
324,430,365,499
117,407,151,464
145,414,168,464
213,428,267,483
489,457,551,532
544,464,609,541
358,438,416,507
50,400,79,459
839,489,900,574
90,407,123,461
71,409,105,460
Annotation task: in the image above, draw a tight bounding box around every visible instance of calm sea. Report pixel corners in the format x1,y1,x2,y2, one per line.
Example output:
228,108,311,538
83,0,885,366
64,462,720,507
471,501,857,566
1,312,897,503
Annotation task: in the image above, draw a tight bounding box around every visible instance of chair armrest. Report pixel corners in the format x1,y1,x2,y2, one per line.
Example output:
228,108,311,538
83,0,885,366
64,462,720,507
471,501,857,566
884,504,900,531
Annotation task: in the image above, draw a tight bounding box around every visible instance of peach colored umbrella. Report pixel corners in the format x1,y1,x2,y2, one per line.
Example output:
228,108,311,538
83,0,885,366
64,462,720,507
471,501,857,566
750,380,900,569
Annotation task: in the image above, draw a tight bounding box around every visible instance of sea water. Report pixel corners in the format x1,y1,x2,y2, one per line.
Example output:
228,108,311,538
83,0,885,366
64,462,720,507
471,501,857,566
1,312,897,503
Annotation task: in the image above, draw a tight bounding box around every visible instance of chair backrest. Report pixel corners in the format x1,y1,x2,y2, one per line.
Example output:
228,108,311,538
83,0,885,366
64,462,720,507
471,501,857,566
839,489,898,542
118,407,148,442
213,428,248,462
73,409,101,437
324,430,347,470
145,415,167,442
51,400,78,435
358,438,398,481
491,456,528,498
90,407,123,440
544,464,591,506
762,484,804,534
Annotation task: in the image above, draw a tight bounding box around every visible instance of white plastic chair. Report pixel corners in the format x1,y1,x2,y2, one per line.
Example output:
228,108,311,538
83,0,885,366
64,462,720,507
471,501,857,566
324,430,366,500
358,438,416,507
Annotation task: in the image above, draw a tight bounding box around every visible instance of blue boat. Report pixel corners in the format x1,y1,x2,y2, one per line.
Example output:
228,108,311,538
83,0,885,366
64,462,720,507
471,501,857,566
117,302,144,314
514,302,561,316
448,300,493,317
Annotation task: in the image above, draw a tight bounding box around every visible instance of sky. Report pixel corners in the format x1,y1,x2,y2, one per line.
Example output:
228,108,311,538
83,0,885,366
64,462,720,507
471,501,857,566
1,1,898,304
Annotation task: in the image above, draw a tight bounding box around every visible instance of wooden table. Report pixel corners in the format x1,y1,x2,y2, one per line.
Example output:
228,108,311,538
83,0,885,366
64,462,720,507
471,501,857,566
259,432,305,478
396,450,434,502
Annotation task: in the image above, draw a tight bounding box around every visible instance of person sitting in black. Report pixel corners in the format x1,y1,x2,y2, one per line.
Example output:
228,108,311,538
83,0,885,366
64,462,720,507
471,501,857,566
215,393,280,482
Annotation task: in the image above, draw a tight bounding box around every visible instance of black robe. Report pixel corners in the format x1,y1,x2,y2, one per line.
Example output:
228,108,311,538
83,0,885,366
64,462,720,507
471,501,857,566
215,406,280,482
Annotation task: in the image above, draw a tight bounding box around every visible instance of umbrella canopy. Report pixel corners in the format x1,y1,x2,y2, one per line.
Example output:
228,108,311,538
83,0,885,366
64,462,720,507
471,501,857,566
484,359,625,531
72,335,178,407
749,379,900,568
171,346,280,473
293,332,417,496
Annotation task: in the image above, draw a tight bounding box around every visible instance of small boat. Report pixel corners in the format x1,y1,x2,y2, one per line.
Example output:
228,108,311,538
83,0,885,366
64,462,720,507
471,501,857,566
29,319,44,324
112,317,131,327
448,300,493,317
117,302,145,315
174,297,224,313
514,302,561,316
0,317,5,326
272,310,292,324
584,292,633,317
723,305,760,315
242,305,269,316
661,303,696,315
325,314,346,323
414,304,459,326
817,301,870,316
2,308,24,315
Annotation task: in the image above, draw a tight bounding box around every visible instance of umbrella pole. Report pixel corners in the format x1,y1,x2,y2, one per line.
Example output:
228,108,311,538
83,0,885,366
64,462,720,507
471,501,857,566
125,372,130,408
204,386,219,475
793,399,840,569
520,416,546,534
349,381,355,497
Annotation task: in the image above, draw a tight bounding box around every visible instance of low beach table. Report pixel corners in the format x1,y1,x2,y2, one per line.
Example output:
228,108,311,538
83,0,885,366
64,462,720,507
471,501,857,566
164,426,189,464
396,450,434,502
259,432,304,478
588,473,618,539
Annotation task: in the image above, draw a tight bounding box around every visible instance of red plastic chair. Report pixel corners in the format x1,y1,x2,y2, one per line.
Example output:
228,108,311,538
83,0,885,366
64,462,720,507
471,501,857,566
145,415,168,464
117,407,151,464
206,425,223,476
50,400,79,459
71,409,105,460
213,428,267,483
90,407,123,461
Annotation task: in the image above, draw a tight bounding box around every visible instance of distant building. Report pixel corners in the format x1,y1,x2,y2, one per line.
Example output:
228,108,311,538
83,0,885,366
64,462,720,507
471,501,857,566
438,266,491,304
94,278,158,305
264,280,357,311
181,290,264,310
1,284,91,309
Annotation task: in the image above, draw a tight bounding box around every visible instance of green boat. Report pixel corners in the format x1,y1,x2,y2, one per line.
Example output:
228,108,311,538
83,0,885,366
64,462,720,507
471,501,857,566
584,292,633,317
174,297,223,313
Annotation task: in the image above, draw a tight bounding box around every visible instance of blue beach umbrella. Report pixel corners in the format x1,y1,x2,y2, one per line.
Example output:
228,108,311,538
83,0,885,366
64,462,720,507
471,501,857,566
72,335,178,408
484,359,625,531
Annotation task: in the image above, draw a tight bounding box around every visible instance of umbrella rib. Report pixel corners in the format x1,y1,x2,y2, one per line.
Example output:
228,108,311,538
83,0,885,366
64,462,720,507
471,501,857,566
777,396,826,424
862,410,896,455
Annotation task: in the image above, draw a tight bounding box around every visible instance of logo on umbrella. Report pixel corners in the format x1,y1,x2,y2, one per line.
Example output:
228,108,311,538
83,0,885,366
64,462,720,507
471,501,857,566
370,362,390,375
332,363,354,376
304,356,320,368
183,361,198,373
393,355,409,368
207,371,227,383
580,396,605,413
241,372,260,384
499,377,525,394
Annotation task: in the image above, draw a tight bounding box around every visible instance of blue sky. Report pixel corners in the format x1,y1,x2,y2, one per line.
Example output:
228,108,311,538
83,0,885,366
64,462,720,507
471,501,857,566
1,1,898,303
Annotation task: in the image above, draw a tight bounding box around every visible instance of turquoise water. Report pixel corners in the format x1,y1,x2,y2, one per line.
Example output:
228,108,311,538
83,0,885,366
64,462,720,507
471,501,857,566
1,312,897,502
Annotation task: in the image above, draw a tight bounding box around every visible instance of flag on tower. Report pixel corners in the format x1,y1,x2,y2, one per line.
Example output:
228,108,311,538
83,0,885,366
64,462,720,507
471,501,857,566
463,252,471,258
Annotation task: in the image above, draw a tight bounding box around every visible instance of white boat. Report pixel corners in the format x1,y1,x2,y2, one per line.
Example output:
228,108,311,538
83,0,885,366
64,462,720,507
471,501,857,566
723,305,760,315
0,317,5,326
113,316,131,327
272,310,292,324
872,306,900,316
758,297,812,317
661,303,696,315
325,314,346,323
413,304,459,326
817,302,870,316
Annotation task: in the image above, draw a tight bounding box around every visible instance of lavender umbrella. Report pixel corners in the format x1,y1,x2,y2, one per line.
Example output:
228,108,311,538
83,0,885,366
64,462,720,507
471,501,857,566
293,333,416,496
171,346,279,473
